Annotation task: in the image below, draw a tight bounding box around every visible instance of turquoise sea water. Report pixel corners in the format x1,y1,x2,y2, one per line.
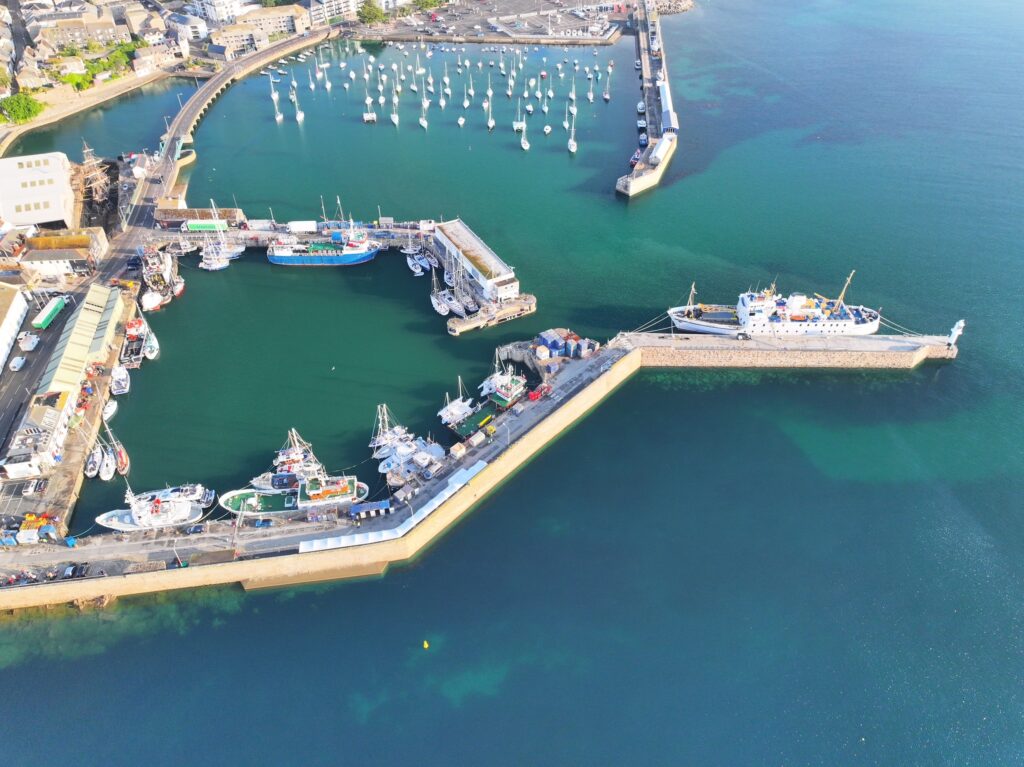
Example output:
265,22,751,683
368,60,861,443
4,0,1024,763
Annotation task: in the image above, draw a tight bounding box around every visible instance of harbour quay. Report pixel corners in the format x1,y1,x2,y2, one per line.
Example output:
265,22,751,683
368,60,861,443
615,0,679,197
150,209,538,336
0,321,963,612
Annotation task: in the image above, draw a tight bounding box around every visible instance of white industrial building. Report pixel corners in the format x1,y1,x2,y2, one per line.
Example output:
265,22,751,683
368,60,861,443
0,152,75,228
433,219,520,303
0,282,30,370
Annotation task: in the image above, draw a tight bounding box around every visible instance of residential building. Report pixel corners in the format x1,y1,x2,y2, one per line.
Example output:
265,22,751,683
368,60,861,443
236,5,310,36
167,12,208,41
124,6,167,43
51,55,87,75
31,7,132,49
205,42,234,61
0,283,123,479
131,42,179,72
306,0,358,27
196,0,258,25
0,153,75,229
0,282,30,370
209,23,268,56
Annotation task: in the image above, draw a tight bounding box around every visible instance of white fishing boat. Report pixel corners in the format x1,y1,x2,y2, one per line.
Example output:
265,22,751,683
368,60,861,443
667,273,882,337
543,124,552,135
457,115,465,127
419,105,429,130
487,100,495,131
568,113,578,154
102,400,118,422
142,330,159,360
110,365,130,395
407,254,424,276
520,119,530,151
132,483,216,509
96,489,203,532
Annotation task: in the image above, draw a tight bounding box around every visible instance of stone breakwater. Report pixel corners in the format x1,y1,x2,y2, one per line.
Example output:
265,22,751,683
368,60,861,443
652,0,696,16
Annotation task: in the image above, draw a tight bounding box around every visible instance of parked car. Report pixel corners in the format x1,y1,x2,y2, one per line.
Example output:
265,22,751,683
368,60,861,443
21,480,39,496
8,356,26,372
185,524,206,535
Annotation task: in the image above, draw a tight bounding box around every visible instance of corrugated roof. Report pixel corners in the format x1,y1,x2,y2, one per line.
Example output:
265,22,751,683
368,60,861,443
36,284,122,395
436,219,513,281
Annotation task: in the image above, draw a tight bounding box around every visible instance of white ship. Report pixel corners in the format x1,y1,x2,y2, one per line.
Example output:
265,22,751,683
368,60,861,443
667,272,881,337
95,488,203,532
131,484,216,508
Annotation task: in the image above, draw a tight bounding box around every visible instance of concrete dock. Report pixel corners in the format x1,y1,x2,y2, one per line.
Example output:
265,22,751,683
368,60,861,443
0,327,961,612
616,0,679,197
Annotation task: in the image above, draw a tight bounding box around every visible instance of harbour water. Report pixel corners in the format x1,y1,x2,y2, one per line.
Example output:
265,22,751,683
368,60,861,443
3,0,1024,763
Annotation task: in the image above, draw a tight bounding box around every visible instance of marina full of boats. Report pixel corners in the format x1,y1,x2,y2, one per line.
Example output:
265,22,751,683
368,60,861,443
257,39,622,156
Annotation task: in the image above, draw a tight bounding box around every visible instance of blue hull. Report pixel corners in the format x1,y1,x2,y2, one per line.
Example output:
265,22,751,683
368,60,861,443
267,247,379,266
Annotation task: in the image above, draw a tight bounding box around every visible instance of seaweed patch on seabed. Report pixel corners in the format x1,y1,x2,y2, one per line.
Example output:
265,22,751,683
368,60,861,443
640,367,925,393
0,586,246,670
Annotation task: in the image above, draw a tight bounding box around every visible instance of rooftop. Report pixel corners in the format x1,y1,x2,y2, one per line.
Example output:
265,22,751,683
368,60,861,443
0,282,24,321
436,218,513,281
36,284,121,395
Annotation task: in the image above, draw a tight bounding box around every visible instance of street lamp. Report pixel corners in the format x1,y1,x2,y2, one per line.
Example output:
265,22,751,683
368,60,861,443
177,92,184,109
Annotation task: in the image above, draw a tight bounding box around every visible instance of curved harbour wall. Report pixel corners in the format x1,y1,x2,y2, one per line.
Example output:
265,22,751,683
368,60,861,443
0,349,644,611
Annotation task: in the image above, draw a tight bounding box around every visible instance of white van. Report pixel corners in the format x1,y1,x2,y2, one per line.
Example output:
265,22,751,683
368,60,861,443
8,356,26,372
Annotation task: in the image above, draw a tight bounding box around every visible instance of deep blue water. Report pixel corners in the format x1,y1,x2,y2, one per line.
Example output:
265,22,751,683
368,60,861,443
2,0,1023,764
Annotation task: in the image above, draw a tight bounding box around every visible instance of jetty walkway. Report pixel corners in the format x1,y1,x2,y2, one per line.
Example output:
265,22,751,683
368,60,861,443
0,326,962,612
615,0,679,197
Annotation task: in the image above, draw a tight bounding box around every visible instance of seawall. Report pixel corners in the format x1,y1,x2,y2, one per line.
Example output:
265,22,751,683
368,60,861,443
0,349,643,611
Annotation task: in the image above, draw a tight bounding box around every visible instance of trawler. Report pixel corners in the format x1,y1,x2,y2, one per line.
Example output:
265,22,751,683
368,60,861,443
267,221,380,266
249,428,325,492
96,488,203,532
667,272,881,337
219,429,368,514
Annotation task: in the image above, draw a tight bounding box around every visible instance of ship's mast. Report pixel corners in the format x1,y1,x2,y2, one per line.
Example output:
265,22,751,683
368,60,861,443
836,270,856,308
687,281,697,307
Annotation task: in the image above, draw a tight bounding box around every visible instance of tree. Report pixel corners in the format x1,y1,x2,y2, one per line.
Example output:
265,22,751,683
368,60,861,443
0,93,45,124
0,70,11,90
357,0,386,24
414,0,442,10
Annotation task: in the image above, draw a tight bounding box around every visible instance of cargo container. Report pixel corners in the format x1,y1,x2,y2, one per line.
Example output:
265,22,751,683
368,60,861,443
31,296,67,330
535,345,551,360
449,442,467,460
182,219,228,233
287,220,319,234
467,431,486,448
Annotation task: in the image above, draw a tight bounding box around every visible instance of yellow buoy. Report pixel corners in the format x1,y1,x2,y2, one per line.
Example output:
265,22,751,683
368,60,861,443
422,640,430,650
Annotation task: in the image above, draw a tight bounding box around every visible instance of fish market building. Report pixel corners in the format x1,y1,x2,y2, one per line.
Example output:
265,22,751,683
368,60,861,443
432,219,520,303
0,284,123,479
